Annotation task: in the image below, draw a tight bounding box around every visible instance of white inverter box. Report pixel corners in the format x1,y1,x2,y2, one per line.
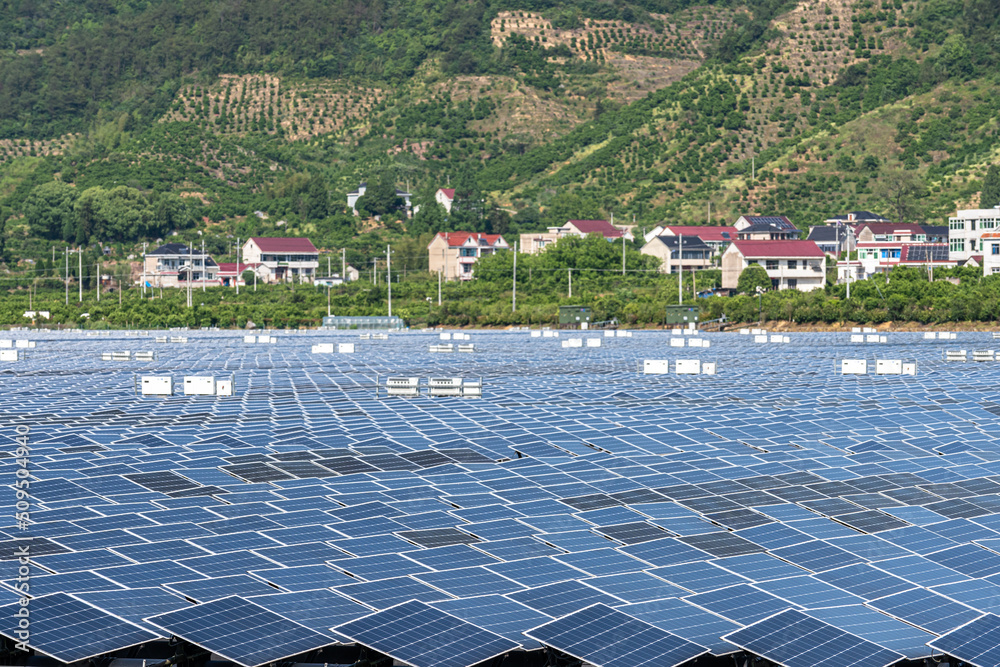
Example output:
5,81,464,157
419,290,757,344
675,360,701,374
183,376,215,396
141,376,173,396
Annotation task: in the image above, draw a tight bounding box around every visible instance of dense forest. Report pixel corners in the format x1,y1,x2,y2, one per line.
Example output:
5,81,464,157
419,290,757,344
0,0,999,327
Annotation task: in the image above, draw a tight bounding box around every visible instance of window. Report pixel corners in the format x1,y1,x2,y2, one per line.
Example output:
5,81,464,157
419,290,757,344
766,260,778,271
951,239,964,252
890,249,901,259
993,244,1000,256
949,219,965,231
787,279,797,289
460,248,477,257
787,260,797,269
461,263,472,274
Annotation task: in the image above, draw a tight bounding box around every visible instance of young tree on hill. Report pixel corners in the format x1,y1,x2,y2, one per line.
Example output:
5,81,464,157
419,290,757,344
356,170,403,218
875,168,926,223
982,165,1000,208
449,170,485,231
24,181,78,241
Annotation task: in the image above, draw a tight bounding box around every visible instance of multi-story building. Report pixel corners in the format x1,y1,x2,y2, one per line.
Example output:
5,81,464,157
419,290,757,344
241,237,320,283
142,243,218,288
427,232,509,280
722,240,826,292
854,223,928,244
643,225,736,254
734,215,800,240
640,235,713,273
948,206,1000,262
519,219,632,255
840,242,955,281
980,232,1000,275
806,223,855,255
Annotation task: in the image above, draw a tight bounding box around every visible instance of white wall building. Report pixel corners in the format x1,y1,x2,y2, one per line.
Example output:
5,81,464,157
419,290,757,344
948,206,1000,262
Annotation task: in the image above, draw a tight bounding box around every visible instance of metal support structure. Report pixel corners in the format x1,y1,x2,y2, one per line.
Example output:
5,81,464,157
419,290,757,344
386,245,392,318
677,235,683,305
512,241,517,313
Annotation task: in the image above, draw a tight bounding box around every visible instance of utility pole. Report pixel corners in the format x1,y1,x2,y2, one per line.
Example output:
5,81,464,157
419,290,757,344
386,245,392,317
707,201,711,225
327,255,331,279
187,243,192,308
568,268,572,298
97,261,101,302
438,269,442,306
64,248,68,305
327,283,331,317
254,270,257,292
678,235,683,305
622,235,626,275
342,248,346,281
512,242,517,313
202,239,206,292
141,242,147,297
78,249,82,302
236,238,240,295
752,156,755,182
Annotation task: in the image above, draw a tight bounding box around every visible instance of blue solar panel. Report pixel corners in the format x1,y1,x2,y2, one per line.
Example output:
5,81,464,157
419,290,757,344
648,561,750,593
335,576,452,609
75,587,190,631
525,603,708,667
684,584,792,625
806,606,934,659
334,599,519,667
431,595,551,646
0,593,158,663
867,586,982,634
929,613,1000,666
146,596,336,667
508,579,621,618
722,608,904,667
248,589,371,636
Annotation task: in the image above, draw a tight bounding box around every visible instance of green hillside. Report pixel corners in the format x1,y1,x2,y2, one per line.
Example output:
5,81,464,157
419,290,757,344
0,0,997,273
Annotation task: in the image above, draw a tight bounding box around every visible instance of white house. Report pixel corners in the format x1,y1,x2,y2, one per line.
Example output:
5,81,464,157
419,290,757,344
242,237,320,283
979,232,1000,276
347,182,413,215
948,206,1000,262
427,232,509,280
722,240,826,292
142,243,219,288
435,188,455,213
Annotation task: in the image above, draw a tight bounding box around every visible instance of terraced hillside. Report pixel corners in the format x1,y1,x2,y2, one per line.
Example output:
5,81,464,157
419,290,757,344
0,0,996,265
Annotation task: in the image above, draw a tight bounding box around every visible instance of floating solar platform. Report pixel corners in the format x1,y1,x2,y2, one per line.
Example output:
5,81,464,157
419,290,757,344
9,328,1000,665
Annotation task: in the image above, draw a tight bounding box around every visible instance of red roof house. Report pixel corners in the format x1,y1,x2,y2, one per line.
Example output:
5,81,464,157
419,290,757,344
722,240,826,292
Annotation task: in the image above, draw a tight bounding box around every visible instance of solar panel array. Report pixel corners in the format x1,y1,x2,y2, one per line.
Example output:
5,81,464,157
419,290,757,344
4,327,1000,665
